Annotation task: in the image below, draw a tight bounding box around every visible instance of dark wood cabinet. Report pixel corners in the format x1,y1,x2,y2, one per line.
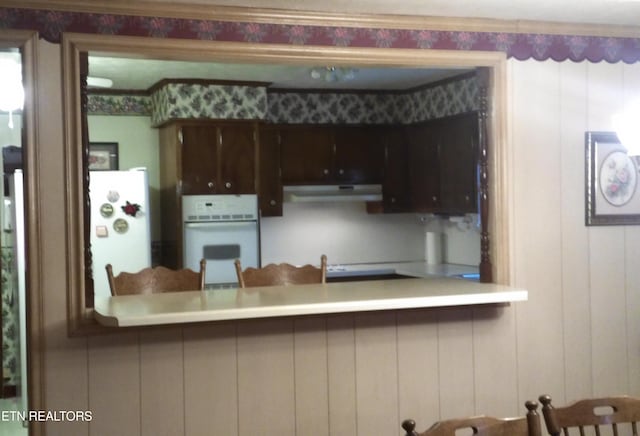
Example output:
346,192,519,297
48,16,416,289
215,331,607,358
258,125,283,217
179,121,258,195
381,126,412,212
279,124,385,186
280,125,334,184
406,112,478,214
439,113,478,214
407,121,441,212
333,126,385,184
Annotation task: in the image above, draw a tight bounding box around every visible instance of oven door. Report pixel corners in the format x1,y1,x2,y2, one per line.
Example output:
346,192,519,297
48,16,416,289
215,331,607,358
183,221,259,288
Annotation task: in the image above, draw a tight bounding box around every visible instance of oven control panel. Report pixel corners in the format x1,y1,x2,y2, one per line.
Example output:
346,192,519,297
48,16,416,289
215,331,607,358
182,195,258,222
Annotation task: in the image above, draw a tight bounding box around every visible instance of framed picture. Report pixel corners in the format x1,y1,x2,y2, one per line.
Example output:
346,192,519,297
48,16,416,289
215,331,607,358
88,142,118,171
585,131,640,225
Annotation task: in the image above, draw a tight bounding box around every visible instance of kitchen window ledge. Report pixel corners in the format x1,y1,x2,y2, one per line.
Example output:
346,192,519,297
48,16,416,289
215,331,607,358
93,276,527,328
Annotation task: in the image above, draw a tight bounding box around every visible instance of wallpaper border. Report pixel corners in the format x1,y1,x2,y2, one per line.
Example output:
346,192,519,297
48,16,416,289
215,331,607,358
0,6,639,63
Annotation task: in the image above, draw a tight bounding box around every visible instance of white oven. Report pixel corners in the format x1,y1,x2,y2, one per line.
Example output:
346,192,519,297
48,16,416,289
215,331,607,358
182,195,259,288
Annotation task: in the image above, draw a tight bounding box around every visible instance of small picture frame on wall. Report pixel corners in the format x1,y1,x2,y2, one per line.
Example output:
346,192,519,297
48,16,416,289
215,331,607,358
585,131,640,225
88,142,119,171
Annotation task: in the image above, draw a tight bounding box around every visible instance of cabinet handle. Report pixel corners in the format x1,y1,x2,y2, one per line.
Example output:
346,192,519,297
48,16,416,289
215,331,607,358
465,195,470,202
338,169,344,175
225,182,232,189
208,182,215,189
432,196,438,202
391,197,396,203
270,200,276,206
323,169,329,175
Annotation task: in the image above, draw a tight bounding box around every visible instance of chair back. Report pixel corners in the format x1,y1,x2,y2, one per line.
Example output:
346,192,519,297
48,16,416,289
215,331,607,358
402,401,541,436
539,394,640,436
235,255,327,288
106,259,206,296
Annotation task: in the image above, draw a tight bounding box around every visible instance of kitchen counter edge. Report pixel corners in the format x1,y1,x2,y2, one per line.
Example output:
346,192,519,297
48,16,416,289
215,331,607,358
93,276,527,328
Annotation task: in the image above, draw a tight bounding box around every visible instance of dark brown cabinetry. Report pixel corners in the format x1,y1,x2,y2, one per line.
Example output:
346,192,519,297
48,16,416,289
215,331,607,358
178,121,258,195
280,125,334,184
407,112,478,214
332,126,385,184
279,124,385,185
381,126,412,212
258,125,283,217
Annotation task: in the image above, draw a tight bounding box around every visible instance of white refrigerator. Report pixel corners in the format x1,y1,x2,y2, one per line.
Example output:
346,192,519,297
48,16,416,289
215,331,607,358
89,169,152,299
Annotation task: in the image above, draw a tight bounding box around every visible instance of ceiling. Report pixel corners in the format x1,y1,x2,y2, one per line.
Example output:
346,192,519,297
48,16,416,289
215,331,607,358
88,56,472,91
86,0,640,91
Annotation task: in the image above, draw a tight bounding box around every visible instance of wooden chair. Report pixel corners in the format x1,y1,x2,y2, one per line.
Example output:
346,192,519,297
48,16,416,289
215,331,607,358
402,401,541,436
105,259,206,296
234,255,327,288
539,394,640,436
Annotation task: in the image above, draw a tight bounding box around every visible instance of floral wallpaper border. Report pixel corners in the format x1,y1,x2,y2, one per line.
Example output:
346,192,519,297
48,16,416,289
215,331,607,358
1,7,639,63
88,94,151,116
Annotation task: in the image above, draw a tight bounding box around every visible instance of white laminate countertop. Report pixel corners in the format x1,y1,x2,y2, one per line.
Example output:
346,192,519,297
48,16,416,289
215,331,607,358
93,275,526,328
325,261,479,279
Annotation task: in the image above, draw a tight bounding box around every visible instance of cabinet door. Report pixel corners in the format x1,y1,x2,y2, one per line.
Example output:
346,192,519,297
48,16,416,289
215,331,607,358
218,123,257,194
382,126,411,212
180,124,218,195
407,121,441,212
333,126,385,184
439,113,478,213
280,125,334,184
258,126,283,216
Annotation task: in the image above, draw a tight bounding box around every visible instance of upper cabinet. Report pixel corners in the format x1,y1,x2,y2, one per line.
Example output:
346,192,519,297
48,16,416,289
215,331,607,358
332,126,385,184
280,125,334,184
381,126,412,213
258,124,283,217
177,120,258,195
407,112,479,214
279,124,385,186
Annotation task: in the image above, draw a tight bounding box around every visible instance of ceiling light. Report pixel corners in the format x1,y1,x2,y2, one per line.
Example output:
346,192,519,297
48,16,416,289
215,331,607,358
309,66,357,83
87,76,113,88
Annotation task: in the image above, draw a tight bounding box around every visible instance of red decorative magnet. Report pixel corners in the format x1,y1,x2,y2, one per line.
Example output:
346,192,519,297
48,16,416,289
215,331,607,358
121,201,141,217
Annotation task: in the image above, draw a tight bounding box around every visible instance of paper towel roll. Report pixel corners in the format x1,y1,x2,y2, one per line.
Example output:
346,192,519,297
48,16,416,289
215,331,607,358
425,232,442,265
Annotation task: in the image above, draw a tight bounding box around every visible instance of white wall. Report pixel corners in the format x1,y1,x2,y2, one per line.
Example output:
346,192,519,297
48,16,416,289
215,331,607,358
261,203,480,266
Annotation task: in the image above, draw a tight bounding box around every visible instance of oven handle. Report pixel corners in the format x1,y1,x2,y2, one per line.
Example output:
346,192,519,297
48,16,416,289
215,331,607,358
184,221,256,228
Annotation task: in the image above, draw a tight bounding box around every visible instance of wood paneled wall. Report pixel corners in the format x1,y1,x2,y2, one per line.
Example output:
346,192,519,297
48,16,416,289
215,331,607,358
37,38,640,435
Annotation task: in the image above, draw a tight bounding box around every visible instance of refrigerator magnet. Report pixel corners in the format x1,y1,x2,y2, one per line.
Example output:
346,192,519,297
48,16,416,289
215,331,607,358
100,203,114,218
95,225,108,238
113,218,129,234
107,190,120,202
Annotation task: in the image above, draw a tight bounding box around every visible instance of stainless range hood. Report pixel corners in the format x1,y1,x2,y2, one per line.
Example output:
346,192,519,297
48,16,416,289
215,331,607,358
283,184,383,203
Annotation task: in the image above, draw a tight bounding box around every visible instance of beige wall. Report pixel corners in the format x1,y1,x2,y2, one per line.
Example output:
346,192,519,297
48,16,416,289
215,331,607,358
36,38,640,436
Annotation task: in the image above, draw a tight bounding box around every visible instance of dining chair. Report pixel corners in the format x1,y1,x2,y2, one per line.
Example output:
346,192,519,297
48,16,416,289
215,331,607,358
106,259,206,296
234,255,327,287
539,394,640,436
402,400,541,436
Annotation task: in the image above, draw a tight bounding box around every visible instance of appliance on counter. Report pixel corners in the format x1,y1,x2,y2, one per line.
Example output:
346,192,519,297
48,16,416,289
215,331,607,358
182,194,260,289
89,169,152,299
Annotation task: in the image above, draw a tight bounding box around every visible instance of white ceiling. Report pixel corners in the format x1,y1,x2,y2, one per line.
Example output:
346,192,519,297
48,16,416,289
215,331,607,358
87,0,640,91
88,56,472,91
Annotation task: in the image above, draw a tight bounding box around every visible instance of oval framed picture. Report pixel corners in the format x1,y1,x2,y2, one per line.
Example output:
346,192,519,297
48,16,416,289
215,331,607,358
599,150,637,207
